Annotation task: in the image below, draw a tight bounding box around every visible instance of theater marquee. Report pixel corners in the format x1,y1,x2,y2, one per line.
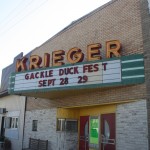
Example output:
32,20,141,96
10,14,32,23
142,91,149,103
8,54,145,94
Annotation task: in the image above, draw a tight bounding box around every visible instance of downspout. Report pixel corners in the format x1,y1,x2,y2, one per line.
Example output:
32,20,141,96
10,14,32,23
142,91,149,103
22,96,27,149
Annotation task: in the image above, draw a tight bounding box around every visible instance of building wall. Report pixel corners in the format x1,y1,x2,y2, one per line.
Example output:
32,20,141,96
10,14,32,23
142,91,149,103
140,0,150,148
23,109,57,149
23,99,149,150
0,95,26,150
31,0,144,60
116,100,149,150
26,84,146,110
23,104,116,150
25,0,147,109
23,108,78,150
21,0,150,150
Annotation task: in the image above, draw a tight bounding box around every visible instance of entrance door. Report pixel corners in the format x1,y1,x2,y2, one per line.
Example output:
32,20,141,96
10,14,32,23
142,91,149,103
101,113,115,150
79,116,89,150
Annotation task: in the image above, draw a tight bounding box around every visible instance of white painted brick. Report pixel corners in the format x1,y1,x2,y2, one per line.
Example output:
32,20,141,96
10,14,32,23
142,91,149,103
116,100,149,150
23,109,78,150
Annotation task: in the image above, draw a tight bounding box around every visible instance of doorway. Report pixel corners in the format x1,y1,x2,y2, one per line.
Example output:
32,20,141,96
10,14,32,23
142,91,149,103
79,113,116,150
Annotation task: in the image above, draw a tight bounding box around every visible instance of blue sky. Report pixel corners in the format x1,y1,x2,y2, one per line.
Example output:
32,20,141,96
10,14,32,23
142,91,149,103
0,0,110,83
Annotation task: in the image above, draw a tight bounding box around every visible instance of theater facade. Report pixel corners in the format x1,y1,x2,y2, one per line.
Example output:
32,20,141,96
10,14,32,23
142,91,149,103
3,0,150,149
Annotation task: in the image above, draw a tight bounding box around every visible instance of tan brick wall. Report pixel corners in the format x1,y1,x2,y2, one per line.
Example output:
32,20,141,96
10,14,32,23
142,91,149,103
31,0,143,63
140,0,150,148
26,84,146,110
26,0,147,110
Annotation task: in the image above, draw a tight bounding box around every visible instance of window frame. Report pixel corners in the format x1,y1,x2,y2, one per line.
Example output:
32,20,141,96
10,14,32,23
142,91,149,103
56,118,78,132
10,117,19,129
32,120,38,131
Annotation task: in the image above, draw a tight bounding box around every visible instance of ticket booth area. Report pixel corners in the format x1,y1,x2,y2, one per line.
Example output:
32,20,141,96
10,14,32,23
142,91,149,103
57,104,116,150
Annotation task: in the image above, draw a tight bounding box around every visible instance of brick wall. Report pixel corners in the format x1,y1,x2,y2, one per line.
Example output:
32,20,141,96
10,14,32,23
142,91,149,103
31,0,144,60
23,109,57,149
24,0,147,110
24,100,149,150
23,109,78,150
116,100,149,150
140,0,150,148
26,84,146,110
24,2,150,149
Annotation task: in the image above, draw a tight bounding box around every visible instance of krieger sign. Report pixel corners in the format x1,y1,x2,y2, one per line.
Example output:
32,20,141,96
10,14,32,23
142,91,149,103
16,40,121,72
8,40,128,92
9,40,145,93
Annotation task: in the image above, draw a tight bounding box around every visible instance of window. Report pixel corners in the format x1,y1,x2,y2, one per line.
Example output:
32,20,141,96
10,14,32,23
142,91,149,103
57,119,65,131
89,116,99,149
32,120,38,131
11,118,15,128
148,0,150,13
11,117,19,129
5,117,12,128
15,118,19,128
65,119,78,132
57,118,78,132
4,117,19,129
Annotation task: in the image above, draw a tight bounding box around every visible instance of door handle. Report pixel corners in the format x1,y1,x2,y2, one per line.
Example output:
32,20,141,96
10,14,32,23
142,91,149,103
80,136,85,140
101,135,115,145
80,136,89,141
102,139,116,145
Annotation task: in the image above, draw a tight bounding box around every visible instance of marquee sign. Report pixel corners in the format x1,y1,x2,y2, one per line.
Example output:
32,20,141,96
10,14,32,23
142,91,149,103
8,54,145,94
